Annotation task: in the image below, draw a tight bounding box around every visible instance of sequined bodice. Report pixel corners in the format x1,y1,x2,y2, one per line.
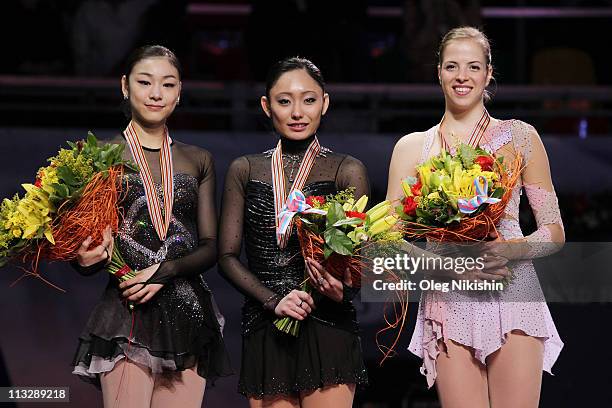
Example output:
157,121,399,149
244,180,337,294
218,141,370,335
241,180,360,332
116,173,199,271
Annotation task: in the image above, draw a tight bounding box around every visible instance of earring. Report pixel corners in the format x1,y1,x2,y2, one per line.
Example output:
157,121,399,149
123,94,128,100
176,98,180,105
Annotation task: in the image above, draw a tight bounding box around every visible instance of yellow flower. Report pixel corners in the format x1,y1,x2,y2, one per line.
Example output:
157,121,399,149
427,191,440,200
342,198,355,211
49,148,94,182
418,165,432,187
40,166,60,195
3,185,55,242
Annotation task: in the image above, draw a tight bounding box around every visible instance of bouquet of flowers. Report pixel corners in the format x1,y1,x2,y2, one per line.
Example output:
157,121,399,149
396,144,522,242
274,188,403,335
0,133,135,287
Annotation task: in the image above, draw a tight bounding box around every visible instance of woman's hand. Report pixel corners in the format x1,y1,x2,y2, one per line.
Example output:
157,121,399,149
305,257,353,303
274,289,315,320
459,231,512,282
76,225,113,267
119,264,164,304
482,231,526,261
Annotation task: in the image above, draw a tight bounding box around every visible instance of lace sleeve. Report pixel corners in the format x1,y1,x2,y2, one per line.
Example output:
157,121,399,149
513,121,565,259
70,259,106,276
148,149,218,284
335,155,371,300
335,155,371,200
217,157,280,310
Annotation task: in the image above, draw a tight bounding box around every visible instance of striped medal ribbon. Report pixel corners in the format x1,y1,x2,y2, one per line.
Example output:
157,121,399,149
272,137,321,248
440,108,491,152
123,121,174,241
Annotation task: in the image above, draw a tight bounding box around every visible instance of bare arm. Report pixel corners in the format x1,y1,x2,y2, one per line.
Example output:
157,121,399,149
385,132,425,201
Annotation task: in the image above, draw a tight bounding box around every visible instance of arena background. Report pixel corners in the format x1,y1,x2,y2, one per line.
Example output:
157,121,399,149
1,1,612,407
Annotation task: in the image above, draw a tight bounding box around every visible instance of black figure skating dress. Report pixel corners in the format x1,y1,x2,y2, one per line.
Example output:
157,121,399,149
72,136,232,386
219,136,369,397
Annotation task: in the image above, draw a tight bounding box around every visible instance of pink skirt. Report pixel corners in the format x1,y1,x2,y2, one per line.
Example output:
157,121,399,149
408,259,563,388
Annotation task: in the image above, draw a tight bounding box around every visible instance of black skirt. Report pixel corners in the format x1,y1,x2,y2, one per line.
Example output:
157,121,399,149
239,318,368,398
72,275,233,386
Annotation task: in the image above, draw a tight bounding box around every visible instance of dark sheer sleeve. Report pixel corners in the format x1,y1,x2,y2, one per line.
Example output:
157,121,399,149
148,149,218,285
70,259,106,276
217,157,280,310
335,155,370,201
335,154,371,301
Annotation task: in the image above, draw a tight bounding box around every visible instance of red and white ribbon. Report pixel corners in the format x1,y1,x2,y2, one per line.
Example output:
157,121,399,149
124,121,174,241
272,137,321,248
440,109,491,152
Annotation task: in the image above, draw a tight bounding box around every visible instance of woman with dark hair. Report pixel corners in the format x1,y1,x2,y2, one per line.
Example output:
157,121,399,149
219,57,369,407
71,45,231,407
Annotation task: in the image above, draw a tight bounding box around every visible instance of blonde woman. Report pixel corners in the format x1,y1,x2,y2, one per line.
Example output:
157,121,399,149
386,27,564,408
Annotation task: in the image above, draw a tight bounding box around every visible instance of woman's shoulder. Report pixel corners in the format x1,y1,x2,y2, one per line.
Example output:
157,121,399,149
494,118,541,147
103,133,125,145
392,128,433,157
172,140,213,159
395,130,427,146
494,118,538,136
226,155,251,176
489,118,542,160
335,152,365,169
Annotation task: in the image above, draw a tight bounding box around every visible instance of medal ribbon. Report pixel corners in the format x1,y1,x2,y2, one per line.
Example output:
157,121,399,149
271,137,321,248
123,121,174,241
440,108,491,152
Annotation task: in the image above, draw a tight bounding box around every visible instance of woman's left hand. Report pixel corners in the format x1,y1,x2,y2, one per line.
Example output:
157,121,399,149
119,263,164,304
305,257,352,303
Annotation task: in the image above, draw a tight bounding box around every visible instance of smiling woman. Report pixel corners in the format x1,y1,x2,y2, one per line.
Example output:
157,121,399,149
218,57,370,408
386,27,564,408
70,45,232,408
260,61,329,140
437,26,493,111
120,46,182,139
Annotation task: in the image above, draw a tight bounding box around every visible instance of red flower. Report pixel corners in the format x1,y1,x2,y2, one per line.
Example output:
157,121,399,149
306,195,326,207
345,211,366,220
474,155,494,171
34,170,44,188
402,196,417,217
411,178,422,196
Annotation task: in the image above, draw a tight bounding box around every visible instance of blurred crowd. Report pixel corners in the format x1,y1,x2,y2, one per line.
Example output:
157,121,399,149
1,0,609,85
2,0,188,77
